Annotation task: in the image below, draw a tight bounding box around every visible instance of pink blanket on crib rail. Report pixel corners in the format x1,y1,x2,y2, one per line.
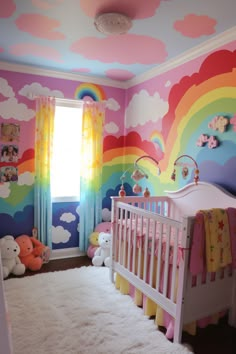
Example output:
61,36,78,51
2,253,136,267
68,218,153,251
190,208,236,275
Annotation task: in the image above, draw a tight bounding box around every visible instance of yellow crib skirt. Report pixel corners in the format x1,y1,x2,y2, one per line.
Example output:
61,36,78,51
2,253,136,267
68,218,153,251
115,273,197,336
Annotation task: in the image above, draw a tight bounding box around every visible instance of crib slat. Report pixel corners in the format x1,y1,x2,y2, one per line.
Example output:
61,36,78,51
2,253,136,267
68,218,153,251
162,224,171,297
113,200,119,262
122,209,128,266
143,218,150,282
155,222,163,292
148,220,156,286
127,212,132,271
132,213,138,274
137,216,144,278
118,207,123,264
170,227,179,302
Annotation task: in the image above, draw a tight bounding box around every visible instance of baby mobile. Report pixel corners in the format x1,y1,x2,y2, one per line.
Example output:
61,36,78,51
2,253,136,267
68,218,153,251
119,155,161,197
171,154,199,185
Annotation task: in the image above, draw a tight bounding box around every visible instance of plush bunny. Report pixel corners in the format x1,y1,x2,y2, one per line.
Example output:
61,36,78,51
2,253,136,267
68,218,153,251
92,232,111,267
0,235,26,279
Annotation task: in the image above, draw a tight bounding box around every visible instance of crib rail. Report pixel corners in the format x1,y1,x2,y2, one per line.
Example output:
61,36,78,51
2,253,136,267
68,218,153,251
111,195,171,217
110,196,187,319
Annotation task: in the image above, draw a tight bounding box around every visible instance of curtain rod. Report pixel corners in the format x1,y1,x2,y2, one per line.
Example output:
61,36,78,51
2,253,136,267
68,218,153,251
28,93,107,105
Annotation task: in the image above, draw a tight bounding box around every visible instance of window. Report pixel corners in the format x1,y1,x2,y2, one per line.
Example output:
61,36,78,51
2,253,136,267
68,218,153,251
51,100,82,202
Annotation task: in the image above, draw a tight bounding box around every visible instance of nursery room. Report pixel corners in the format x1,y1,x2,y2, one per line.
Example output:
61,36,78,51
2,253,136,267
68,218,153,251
0,0,236,353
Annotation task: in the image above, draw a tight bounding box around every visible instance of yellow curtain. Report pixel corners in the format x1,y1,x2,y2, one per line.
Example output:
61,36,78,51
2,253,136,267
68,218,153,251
79,102,105,251
34,96,55,247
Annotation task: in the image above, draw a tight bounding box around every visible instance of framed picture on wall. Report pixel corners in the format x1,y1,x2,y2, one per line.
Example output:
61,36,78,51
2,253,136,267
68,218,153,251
1,144,19,163
0,123,20,142
0,166,18,182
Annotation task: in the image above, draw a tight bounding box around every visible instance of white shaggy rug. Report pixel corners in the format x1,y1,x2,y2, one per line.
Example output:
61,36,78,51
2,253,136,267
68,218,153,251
4,266,193,354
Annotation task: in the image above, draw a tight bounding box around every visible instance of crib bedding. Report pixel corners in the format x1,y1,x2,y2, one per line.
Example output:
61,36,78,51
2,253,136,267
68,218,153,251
116,218,183,265
116,207,236,271
110,182,236,343
190,208,236,276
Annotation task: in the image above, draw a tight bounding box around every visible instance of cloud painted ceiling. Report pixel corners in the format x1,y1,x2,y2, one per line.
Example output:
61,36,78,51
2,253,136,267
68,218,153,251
0,0,235,82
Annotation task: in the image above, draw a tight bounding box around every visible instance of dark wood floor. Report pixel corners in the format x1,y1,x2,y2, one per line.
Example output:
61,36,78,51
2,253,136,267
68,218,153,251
10,256,236,354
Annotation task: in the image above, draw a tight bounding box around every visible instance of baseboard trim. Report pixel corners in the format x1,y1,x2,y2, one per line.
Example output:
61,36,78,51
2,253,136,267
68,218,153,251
51,247,86,260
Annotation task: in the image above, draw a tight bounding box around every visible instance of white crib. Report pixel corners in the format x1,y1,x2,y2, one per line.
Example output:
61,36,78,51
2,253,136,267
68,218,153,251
110,182,236,343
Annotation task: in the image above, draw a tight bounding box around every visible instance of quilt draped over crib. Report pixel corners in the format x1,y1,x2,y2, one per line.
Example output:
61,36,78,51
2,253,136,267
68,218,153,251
190,208,235,275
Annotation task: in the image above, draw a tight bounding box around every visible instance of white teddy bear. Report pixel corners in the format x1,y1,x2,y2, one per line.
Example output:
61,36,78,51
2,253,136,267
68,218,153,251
0,235,26,279
92,232,111,267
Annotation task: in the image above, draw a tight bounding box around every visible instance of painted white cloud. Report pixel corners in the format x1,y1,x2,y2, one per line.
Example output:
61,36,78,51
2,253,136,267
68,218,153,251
105,121,119,134
17,172,34,186
19,82,65,99
60,212,76,223
125,89,169,128
0,182,11,198
102,208,111,222
106,97,120,111
0,98,35,121
52,225,71,244
76,205,80,215
165,80,171,87
0,78,15,98
77,222,80,232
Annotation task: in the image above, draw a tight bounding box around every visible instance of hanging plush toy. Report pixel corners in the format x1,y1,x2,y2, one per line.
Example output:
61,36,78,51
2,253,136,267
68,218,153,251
171,155,199,185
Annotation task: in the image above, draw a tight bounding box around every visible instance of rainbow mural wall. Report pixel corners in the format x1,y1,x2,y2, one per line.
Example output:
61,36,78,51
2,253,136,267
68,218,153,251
74,83,106,101
160,50,236,186
102,48,236,202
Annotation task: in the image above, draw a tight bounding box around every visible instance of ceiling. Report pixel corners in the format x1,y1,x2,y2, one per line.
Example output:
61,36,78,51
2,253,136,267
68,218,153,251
0,0,235,83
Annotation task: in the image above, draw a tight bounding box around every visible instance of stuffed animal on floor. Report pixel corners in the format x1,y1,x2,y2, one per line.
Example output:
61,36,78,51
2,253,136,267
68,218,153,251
87,222,112,259
87,232,99,259
0,235,26,279
95,221,111,234
92,232,111,267
15,235,50,271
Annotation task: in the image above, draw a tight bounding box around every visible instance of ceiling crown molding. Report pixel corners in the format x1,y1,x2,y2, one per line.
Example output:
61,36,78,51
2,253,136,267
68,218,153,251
0,61,127,89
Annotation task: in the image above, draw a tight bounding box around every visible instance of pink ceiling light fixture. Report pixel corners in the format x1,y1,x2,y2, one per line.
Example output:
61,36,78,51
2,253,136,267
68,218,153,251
94,12,132,35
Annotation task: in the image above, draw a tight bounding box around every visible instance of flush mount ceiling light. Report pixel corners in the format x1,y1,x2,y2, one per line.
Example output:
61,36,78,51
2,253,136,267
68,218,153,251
94,12,132,35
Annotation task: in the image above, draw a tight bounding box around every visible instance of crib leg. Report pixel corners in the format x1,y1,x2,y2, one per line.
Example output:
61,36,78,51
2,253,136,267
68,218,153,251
228,270,236,327
173,319,182,343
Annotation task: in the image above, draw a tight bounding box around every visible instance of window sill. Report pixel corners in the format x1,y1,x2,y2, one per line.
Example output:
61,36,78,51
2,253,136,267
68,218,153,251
52,196,80,203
